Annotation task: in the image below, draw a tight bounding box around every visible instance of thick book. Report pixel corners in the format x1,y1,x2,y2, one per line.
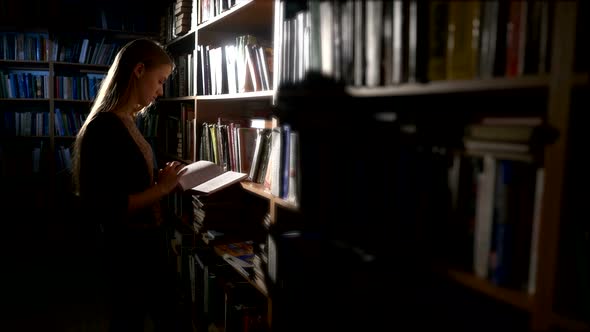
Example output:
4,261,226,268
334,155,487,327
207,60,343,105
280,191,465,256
177,160,248,195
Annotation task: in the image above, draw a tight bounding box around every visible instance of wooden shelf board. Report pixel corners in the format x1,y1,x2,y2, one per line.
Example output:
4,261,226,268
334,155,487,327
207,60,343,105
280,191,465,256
551,312,590,331
0,98,49,102
54,99,93,103
460,149,536,163
241,181,273,200
159,96,196,102
240,182,298,211
446,269,534,311
0,135,50,139
346,76,551,97
0,59,49,68
272,196,298,211
197,90,274,101
52,61,109,71
165,30,195,48
196,0,273,33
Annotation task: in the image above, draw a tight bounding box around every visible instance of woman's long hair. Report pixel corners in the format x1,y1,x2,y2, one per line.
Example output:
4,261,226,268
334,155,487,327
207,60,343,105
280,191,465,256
72,38,174,195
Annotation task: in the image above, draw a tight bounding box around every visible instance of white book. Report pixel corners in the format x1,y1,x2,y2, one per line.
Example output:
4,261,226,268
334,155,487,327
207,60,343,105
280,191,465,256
78,39,89,64
473,155,496,279
286,131,299,206
177,160,247,195
527,168,545,295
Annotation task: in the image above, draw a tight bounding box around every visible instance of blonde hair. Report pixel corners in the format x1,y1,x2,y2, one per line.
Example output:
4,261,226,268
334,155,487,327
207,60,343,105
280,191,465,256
72,38,174,194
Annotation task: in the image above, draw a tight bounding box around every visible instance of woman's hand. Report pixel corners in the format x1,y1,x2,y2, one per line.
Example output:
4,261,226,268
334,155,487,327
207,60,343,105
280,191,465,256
156,161,186,195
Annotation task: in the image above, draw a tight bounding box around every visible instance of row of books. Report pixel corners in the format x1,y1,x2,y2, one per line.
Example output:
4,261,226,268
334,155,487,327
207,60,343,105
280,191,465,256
173,0,193,36
448,116,547,293
54,73,106,101
277,0,551,87
163,52,196,98
50,37,121,65
0,33,50,62
196,35,273,96
189,242,268,332
194,0,248,28
55,144,73,173
135,110,160,138
1,108,88,137
0,71,49,99
54,108,88,137
0,32,122,65
197,118,299,205
159,0,197,44
2,111,50,137
198,121,259,174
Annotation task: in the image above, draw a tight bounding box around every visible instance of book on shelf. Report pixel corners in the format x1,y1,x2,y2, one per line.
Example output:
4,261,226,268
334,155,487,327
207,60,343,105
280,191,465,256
213,240,255,279
177,160,247,195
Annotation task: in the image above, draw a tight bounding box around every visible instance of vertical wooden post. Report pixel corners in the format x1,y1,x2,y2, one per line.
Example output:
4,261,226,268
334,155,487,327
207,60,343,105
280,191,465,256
531,1,577,331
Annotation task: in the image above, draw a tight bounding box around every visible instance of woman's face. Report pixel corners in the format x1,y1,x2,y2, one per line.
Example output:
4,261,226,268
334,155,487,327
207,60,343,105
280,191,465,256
136,63,172,108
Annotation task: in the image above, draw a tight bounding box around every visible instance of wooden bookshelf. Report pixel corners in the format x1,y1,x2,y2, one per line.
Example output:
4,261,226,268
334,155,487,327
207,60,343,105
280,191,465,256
346,75,550,97
196,0,273,33
241,181,273,200
0,98,49,102
150,0,590,330
240,181,298,225
0,10,159,209
550,312,590,331
445,269,534,312
156,0,279,329
220,253,269,298
53,99,94,103
265,0,590,331
196,0,273,46
165,29,195,49
159,96,197,102
0,59,49,68
197,90,274,101
52,61,110,70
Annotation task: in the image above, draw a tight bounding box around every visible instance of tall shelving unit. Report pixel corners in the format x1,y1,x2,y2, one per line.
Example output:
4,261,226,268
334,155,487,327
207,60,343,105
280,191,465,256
193,1,279,329
269,0,589,331
157,0,589,330
0,29,160,207
157,0,284,331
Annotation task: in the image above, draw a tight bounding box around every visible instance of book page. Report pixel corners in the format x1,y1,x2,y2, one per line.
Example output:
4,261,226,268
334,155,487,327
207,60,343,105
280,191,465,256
177,160,223,191
192,170,248,195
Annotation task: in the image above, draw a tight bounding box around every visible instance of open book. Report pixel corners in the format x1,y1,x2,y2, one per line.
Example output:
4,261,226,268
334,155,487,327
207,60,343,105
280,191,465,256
177,160,248,195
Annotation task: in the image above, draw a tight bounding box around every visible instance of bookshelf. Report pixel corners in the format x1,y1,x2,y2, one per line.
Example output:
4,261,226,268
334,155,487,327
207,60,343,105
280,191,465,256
445,268,534,312
346,75,551,96
155,0,589,331
268,0,589,331
0,3,162,209
155,0,279,331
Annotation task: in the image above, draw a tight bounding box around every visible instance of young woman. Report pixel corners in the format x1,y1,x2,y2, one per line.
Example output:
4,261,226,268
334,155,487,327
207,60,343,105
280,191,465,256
72,38,184,332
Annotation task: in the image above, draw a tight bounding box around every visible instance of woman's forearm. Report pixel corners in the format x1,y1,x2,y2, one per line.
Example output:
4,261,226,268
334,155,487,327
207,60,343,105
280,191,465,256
128,184,166,214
